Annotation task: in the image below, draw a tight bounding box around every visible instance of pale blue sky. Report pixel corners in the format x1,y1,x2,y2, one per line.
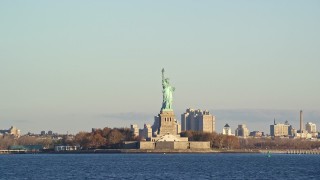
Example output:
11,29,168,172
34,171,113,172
1,1,320,134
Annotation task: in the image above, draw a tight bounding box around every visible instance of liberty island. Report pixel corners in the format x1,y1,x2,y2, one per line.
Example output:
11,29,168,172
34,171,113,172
132,69,211,150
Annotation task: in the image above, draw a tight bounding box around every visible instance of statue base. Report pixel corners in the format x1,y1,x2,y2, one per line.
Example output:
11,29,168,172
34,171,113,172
157,109,177,136
149,110,187,143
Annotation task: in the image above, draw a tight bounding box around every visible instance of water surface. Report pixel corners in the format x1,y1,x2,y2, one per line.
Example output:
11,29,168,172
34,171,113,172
0,153,319,179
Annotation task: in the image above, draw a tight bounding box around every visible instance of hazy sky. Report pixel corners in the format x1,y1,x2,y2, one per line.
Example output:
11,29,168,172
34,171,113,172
1,1,320,134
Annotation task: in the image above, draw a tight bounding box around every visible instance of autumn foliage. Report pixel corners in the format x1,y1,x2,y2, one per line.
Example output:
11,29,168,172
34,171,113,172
73,127,137,149
180,131,320,150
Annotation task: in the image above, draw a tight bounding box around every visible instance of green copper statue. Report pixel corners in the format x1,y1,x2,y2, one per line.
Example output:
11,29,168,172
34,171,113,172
161,68,175,110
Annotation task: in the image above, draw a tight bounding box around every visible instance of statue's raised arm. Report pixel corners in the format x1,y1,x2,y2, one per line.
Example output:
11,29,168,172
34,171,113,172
161,68,165,81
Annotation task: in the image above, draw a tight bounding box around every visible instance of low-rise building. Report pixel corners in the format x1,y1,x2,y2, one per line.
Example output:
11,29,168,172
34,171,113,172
9,145,43,152
305,122,317,138
295,132,313,139
249,131,263,137
54,145,79,152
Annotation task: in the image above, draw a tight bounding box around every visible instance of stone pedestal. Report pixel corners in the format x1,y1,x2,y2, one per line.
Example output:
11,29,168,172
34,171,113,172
150,109,186,142
158,110,177,136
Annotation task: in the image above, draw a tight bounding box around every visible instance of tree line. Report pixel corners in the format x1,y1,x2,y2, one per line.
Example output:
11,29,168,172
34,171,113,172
73,127,138,149
1,129,320,150
0,135,54,150
181,130,320,150
0,127,138,150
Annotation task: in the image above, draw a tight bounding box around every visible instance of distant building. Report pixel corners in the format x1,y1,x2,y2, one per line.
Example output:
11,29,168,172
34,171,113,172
181,108,215,133
139,129,144,139
299,110,304,133
130,124,139,137
222,124,233,136
296,110,313,138
235,124,249,137
306,122,317,138
48,130,53,135
55,145,79,152
0,126,21,137
270,120,294,137
136,124,153,140
295,132,313,139
142,124,152,140
249,131,263,137
9,145,43,152
306,122,316,133
41,131,46,136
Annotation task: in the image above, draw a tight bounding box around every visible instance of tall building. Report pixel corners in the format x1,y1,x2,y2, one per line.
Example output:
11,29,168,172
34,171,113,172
181,110,189,132
222,124,232,135
270,120,294,137
130,124,139,137
306,122,316,133
181,108,215,133
296,110,312,138
299,110,304,133
235,124,249,137
142,124,152,140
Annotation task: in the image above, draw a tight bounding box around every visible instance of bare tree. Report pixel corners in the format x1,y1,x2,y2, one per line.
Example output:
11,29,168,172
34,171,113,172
0,136,15,149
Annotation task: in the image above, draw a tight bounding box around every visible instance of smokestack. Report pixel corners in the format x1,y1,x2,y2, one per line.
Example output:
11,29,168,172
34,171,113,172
300,110,303,133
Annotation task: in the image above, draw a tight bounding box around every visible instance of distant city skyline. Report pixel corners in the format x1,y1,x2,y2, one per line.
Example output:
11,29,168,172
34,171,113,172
1,1,320,134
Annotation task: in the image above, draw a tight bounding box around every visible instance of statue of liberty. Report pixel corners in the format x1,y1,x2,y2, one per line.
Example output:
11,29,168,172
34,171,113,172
161,68,175,110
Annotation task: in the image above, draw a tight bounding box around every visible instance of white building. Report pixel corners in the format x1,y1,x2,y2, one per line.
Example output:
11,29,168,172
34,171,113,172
130,124,139,137
222,124,233,136
181,108,215,133
270,120,294,137
306,122,317,138
306,122,316,133
54,146,79,152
